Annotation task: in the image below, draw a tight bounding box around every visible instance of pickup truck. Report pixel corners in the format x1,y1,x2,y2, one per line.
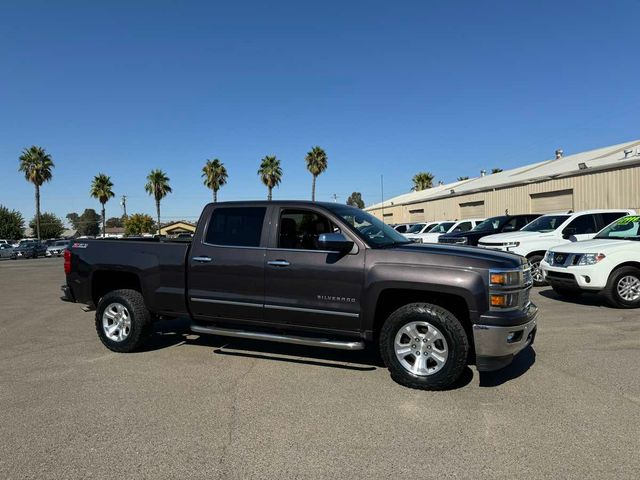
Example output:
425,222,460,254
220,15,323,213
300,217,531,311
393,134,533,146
61,201,538,390
541,214,640,308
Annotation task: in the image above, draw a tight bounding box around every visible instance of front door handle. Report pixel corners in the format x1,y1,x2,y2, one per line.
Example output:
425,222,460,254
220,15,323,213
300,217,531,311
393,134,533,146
192,256,212,263
267,260,290,267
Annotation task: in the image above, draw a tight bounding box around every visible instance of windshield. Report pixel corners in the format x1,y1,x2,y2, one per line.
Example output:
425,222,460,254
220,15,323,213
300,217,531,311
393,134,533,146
472,217,503,232
330,205,411,247
406,223,425,234
428,222,455,233
521,215,569,232
595,215,640,240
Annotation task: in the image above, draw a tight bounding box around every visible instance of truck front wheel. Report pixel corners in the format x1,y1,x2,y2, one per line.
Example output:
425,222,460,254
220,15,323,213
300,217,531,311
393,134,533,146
604,267,640,308
95,289,152,352
380,303,469,390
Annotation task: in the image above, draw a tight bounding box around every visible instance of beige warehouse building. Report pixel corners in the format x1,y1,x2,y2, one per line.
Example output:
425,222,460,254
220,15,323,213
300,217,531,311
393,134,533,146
366,140,640,223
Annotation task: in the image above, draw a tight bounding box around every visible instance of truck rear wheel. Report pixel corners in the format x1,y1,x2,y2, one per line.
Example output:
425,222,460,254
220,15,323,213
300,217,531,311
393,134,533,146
380,303,469,390
95,289,152,352
604,267,640,309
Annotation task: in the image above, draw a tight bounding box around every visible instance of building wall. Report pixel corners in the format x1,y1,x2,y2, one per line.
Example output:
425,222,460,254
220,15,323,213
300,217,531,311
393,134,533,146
368,164,640,223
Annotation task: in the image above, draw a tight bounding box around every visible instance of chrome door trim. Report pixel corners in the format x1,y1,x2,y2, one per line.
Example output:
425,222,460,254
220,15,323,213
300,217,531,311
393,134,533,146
264,304,359,318
190,297,263,308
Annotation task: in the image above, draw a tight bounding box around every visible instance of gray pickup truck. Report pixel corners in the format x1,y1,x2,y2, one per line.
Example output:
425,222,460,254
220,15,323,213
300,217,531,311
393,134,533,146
62,201,537,390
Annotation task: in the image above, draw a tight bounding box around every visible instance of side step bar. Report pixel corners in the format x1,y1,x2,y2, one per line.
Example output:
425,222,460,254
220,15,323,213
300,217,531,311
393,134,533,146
190,324,365,351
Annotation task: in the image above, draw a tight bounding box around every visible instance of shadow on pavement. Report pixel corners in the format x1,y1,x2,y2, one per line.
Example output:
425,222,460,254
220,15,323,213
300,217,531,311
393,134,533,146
478,346,536,387
538,287,605,307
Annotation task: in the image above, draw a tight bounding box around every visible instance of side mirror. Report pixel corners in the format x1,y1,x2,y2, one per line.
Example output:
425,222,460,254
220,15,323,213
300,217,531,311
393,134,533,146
317,232,354,253
562,227,576,239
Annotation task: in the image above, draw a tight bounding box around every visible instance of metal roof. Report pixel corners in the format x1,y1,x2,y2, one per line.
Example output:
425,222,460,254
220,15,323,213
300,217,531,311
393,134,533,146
367,140,640,210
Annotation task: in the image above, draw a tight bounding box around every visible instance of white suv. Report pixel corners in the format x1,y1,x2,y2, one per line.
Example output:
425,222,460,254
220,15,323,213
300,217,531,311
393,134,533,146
407,218,484,244
479,209,635,285
403,221,441,242
541,214,640,308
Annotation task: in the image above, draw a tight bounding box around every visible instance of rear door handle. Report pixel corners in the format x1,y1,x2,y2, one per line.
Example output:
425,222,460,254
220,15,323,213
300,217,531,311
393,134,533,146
267,260,290,267
192,256,212,263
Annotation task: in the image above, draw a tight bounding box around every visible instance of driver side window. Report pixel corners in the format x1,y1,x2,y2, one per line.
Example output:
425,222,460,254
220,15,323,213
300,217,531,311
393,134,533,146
566,214,598,235
278,209,338,250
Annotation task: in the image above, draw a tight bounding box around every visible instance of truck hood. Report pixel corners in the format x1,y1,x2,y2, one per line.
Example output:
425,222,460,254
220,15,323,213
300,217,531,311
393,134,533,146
380,242,525,270
480,231,557,243
550,238,638,253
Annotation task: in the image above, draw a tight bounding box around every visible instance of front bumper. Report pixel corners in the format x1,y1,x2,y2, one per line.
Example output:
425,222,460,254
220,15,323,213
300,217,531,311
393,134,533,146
473,302,538,371
541,261,605,290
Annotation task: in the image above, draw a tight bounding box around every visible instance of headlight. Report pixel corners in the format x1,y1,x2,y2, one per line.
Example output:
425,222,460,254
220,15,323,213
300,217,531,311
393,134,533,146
544,251,554,264
490,292,519,308
503,241,520,248
489,269,522,287
577,253,606,265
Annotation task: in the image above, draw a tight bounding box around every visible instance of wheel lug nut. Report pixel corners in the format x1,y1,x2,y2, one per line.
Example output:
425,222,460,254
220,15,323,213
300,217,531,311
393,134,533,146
411,344,416,349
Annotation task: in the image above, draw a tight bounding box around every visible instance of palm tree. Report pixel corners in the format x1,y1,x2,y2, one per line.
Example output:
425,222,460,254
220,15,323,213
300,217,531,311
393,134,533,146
90,173,115,237
457,176,469,181
145,169,172,235
491,168,503,174
201,158,228,202
18,146,55,240
411,172,434,191
257,155,283,201
305,146,328,201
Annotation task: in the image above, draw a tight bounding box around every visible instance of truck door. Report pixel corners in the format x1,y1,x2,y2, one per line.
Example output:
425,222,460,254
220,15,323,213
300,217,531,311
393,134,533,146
264,207,364,332
187,205,268,323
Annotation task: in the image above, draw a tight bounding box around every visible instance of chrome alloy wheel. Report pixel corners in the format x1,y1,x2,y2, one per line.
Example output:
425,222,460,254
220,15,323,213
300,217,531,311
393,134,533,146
530,261,544,283
394,321,449,376
102,302,132,342
617,275,640,302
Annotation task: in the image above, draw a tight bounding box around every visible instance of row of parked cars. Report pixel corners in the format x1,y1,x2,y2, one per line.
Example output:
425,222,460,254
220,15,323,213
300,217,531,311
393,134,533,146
0,238,70,260
391,208,639,308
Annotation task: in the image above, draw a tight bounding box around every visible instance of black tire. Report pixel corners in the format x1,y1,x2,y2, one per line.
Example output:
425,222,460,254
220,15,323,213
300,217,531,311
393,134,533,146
528,254,547,286
95,289,152,352
379,303,469,391
551,285,583,298
604,266,640,309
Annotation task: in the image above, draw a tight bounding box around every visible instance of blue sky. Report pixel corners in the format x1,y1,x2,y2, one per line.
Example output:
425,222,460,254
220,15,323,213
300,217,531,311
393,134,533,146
1,0,639,225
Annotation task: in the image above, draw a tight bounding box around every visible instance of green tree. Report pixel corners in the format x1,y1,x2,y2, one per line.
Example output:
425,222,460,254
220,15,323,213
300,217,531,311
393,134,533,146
411,172,434,191
491,168,503,174
66,209,101,237
145,169,172,235
305,146,328,201
0,205,24,240
105,217,124,228
18,146,55,240
201,158,228,202
346,192,365,209
124,213,155,236
29,212,64,239
457,176,469,181
257,155,283,201
90,173,115,237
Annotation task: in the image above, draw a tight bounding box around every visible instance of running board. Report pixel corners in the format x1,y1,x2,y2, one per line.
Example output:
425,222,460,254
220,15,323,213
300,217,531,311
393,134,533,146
190,324,365,351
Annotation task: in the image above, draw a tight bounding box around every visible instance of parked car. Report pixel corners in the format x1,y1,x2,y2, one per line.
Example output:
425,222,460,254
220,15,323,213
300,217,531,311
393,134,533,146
410,218,485,244
46,240,70,257
0,244,16,259
402,222,441,242
438,214,541,246
478,209,635,285
392,223,414,234
0,239,10,246
61,201,537,391
541,214,640,308
14,241,47,259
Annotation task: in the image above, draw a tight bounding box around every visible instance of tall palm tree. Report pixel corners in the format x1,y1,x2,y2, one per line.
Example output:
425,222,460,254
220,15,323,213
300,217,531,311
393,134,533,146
411,172,434,191
201,158,228,202
257,155,283,201
305,146,328,201
145,169,172,235
18,146,55,240
90,173,115,237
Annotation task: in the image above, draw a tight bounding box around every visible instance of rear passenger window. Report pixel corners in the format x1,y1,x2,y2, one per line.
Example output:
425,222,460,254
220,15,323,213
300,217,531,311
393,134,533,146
566,214,598,234
205,207,266,247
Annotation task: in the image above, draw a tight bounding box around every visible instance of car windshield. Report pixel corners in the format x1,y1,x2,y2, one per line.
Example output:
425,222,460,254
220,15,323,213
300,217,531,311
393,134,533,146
521,215,569,232
329,205,411,248
595,215,640,240
428,222,455,233
472,217,503,232
406,223,425,233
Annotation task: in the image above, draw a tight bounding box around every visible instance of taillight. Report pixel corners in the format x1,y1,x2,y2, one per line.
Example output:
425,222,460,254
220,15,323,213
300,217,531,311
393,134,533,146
64,249,71,274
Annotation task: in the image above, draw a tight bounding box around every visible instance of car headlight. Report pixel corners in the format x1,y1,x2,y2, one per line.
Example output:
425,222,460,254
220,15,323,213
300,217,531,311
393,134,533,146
503,241,520,248
489,269,522,287
577,253,606,265
544,251,554,264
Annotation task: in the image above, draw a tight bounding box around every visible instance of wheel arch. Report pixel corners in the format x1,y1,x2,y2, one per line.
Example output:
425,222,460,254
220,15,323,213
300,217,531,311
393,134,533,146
91,270,143,307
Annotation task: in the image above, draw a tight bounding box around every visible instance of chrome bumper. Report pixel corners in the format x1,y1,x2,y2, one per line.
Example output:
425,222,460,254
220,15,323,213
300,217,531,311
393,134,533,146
473,303,538,371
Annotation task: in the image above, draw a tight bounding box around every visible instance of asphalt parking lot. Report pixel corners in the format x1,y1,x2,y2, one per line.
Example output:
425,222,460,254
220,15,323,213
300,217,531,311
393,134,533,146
0,258,638,479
